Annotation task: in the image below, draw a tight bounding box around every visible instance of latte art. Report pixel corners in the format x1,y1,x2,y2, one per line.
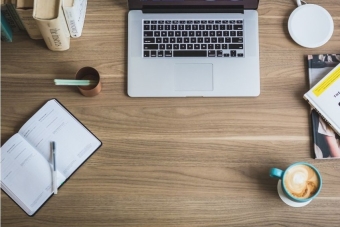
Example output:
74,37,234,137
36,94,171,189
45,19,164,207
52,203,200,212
283,165,319,199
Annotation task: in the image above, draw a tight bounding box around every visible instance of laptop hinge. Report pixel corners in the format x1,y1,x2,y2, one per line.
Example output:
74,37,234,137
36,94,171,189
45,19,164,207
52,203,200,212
142,5,244,14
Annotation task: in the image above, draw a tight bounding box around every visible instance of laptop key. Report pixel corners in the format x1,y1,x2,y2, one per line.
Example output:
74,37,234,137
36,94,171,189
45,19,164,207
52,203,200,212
173,51,207,57
208,50,216,57
144,44,158,50
151,51,157,57
231,50,237,57
234,25,243,30
144,38,155,43
232,37,243,43
229,44,243,49
237,53,244,57
217,50,223,57
144,31,153,37
165,51,172,57
158,51,164,57
144,51,150,57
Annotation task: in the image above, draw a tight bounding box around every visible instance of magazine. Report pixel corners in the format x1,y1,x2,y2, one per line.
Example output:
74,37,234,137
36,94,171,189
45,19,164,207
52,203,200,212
307,54,340,159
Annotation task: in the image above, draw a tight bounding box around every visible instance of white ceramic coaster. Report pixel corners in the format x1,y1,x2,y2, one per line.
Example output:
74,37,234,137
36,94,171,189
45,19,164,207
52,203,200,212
288,4,333,48
277,180,311,207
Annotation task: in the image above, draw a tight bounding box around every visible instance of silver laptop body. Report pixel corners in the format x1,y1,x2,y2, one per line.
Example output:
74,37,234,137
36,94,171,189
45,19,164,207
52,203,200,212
128,0,260,97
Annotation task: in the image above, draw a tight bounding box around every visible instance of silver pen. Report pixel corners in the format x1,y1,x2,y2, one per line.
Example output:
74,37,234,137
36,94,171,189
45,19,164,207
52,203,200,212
51,141,58,194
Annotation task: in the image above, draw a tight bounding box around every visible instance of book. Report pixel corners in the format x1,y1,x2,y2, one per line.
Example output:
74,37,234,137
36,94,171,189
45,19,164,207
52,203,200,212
1,12,13,41
305,54,340,158
62,0,87,38
1,0,20,32
6,0,26,31
0,99,102,216
33,0,70,51
15,0,42,39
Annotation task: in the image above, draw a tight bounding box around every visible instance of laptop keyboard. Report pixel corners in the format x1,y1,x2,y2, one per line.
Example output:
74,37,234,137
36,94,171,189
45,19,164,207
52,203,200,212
143,19,244,58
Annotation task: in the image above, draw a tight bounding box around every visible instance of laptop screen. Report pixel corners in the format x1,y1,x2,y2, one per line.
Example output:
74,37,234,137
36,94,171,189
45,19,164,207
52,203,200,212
128,0,259,10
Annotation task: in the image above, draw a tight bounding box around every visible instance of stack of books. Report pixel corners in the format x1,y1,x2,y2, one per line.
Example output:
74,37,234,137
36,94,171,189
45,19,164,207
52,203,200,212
304,54,340,159
1,0,87,51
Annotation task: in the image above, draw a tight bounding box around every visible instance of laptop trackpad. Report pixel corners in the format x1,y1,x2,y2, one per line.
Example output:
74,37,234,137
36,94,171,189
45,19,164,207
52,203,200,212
174,63,213,91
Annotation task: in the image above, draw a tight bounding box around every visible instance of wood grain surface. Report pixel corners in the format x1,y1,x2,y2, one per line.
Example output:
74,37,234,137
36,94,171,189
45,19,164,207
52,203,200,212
1,0,340,226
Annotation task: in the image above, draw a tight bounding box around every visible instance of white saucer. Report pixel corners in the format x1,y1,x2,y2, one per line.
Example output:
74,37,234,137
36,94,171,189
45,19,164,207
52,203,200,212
277,180,311,207
288,4,333,48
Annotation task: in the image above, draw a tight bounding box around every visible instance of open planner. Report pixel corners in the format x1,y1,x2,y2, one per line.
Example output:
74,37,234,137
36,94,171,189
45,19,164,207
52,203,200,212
1,99,102,216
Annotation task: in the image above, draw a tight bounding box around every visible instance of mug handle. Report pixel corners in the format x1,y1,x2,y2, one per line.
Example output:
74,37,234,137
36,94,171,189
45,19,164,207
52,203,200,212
269,168,284,179
296,0,307,7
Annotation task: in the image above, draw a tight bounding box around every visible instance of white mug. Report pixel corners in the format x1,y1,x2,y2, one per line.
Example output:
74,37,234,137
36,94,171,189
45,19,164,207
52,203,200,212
288,0,333,48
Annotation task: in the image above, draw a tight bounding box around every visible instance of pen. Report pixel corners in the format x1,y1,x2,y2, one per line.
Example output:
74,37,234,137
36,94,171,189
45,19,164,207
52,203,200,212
54,79,97,86
51,141,58,194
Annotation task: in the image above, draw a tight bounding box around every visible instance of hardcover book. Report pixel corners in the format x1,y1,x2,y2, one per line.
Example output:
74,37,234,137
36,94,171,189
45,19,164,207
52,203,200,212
5,0,26,31
33,0,70,51
1,12,13,41
1,99,102,216
1,0,20,32
62,0,87,38
306,54,340,158
16,0,43,39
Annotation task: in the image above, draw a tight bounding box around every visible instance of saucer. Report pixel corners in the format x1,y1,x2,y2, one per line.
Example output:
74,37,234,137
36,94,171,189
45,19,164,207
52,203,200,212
277,180,311,207
288,4,333,48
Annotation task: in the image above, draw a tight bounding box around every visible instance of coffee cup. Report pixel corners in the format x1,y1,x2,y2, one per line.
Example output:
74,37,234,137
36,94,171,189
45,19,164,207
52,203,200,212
270,162,322,207
75,66,102,97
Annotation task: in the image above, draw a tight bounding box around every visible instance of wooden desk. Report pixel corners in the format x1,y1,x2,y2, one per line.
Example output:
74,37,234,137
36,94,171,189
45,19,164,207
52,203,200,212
1,0,340,226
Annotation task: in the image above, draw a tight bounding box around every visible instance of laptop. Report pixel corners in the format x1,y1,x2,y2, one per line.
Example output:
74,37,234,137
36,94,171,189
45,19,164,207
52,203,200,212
127,0,260,97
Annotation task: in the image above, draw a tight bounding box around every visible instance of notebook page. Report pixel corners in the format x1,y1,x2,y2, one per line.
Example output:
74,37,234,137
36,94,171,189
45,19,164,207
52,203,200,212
1,134,65,215
18,99,101,179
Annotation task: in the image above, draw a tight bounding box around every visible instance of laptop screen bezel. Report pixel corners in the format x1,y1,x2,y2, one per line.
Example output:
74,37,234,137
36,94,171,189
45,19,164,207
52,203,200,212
128,0,259,10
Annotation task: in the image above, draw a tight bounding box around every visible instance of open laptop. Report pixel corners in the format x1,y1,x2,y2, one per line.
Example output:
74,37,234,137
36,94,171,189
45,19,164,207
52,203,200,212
127,0,260,97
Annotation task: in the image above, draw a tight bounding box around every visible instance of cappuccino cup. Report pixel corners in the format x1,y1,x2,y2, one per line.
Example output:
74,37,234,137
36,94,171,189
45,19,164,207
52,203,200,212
270,162,322,206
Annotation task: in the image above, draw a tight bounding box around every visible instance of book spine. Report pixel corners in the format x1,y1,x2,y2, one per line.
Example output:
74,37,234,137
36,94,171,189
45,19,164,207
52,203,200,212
33,1,70,51
15,8,42,39
6,2,26,30
1,13,13,41
1,3,20,32
62,0,87,38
